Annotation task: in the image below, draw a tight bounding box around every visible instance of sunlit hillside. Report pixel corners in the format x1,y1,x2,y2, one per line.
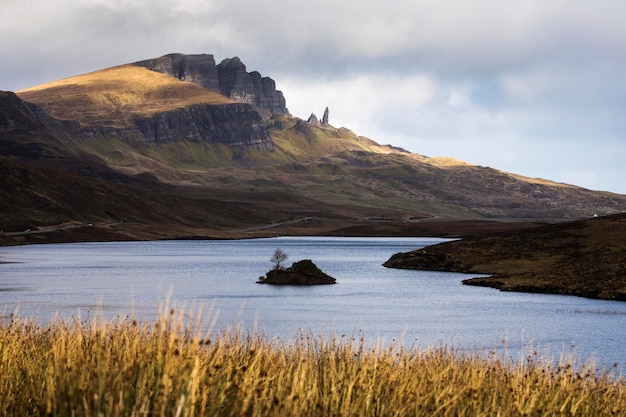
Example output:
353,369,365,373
4,52,626,241
18,65,234,128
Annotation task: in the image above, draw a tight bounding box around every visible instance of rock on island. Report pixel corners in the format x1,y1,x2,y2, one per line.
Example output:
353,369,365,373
257,259,336,285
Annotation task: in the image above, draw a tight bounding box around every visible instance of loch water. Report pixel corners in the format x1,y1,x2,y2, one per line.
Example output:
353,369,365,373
1,236,626,372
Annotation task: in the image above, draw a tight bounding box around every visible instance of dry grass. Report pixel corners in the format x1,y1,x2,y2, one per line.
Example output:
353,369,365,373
17,65,234,127
1,306,624,417
268,116,427,162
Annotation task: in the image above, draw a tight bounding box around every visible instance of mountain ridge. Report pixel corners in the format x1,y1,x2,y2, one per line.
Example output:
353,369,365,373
3,53,626,246
17,65,274,155
130,53,289,117
18,65,236,127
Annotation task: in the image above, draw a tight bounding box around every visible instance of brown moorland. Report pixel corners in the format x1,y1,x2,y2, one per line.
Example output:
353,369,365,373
384,212,626,301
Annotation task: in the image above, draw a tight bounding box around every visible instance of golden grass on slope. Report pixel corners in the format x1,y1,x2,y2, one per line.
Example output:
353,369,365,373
268,116,430,162
1,307,624,417
426,156,473,167
17,65,234,128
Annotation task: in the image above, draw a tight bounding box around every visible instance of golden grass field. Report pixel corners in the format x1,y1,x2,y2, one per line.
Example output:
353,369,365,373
1,306,624,416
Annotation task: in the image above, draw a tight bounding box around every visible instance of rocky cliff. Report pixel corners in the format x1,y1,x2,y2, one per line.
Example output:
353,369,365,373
29,99,274,152
131,103,273,151
15,62,275,153
132,53,221,92
132,54,289,116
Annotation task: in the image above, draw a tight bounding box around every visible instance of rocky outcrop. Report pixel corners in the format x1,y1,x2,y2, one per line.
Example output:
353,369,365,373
67,104,273,152
132,54,289,116
306,107,329,126
306,113,320,126
257,259,337,285
132,53,220,92
322,107,329,125
217,57,288,116
131,103,273,151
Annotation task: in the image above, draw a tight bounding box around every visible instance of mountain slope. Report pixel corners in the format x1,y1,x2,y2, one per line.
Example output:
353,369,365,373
5,89,489,244
17,65,273,152
232,115,626,220
0,91,67,159
3,53,626,244
18,65,235,128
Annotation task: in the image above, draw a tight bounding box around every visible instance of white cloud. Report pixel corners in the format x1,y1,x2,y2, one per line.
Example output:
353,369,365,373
280,73,438,140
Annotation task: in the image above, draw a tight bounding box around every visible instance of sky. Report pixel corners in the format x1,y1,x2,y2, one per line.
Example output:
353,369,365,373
2,0,625,194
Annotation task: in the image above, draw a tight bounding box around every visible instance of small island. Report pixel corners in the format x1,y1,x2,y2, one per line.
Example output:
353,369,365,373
257,259,337,285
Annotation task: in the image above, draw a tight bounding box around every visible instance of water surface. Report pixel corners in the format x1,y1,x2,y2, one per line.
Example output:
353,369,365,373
1,237,625,371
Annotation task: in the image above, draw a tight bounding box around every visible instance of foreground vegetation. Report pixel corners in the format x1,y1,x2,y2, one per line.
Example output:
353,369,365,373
1,309,625,417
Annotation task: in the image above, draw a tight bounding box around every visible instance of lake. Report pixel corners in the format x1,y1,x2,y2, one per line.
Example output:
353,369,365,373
1,236,626,372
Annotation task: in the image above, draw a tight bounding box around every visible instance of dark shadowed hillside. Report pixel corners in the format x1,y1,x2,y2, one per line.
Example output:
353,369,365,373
384,213,626,301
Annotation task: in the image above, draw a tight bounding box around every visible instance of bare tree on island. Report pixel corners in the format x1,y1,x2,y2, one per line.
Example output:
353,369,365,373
270,248,288,270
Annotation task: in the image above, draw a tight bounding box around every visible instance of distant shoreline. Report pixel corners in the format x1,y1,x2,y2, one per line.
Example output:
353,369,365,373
0,219,542,247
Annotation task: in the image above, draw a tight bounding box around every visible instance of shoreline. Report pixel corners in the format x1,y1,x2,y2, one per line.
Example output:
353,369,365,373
0,218,542,247
383,213,626,302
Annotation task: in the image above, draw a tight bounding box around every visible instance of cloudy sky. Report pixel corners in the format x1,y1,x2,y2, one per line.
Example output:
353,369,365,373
2,0,625,193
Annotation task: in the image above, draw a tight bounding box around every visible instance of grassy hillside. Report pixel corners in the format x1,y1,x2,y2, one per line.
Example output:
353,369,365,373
2,89,547,245
6,157,509,246
0,159,271,237
7,56,626,234
18,65,234,127
384,212,626,301
268,116,423,160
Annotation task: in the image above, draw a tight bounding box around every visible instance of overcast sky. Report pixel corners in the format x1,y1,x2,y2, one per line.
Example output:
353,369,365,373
2,0,625,193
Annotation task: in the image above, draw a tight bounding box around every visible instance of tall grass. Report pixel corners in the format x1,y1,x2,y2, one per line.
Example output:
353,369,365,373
1,307,624,416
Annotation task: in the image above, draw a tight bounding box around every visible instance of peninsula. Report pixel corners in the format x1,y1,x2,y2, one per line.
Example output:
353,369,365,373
384,213,626,301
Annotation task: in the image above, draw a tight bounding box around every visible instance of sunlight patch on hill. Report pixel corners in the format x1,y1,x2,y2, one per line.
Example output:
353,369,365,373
17,65,234,128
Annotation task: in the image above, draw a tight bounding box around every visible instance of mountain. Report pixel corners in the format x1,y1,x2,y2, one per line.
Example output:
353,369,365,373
17,65,273,153
2,53,626,245
131,53,288,117
384,212,626,301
